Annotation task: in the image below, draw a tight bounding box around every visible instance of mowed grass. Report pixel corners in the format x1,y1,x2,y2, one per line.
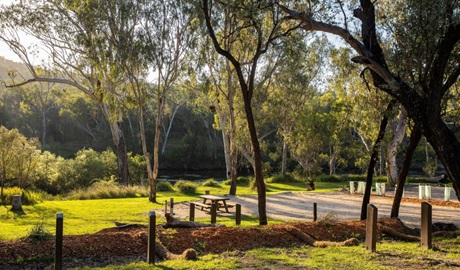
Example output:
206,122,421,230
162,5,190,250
0,181,344,240
72,239,460,270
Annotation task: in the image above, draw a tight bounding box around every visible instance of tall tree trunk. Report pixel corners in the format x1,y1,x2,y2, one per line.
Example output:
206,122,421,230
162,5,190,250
243,98,267,225
361,100,396,220
329,146,336,175
161,101,184,156
137,102,154,200
108,120,131,186
424,114,460,200
281,137,288,178
41,110,47,147
150,94,164,203
391,124,422,218
386,107,407,185
217,109,231,177
228,64,238,196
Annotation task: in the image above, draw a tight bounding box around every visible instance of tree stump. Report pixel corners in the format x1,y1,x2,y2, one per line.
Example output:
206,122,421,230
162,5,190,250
11,195,22,211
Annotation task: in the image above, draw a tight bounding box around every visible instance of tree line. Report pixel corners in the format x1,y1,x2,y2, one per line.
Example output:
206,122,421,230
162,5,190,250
0,0,459,224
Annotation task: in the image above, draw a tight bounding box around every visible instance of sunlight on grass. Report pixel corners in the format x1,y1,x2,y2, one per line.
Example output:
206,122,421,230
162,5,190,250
72,253,242,270
1,181,343,240
74,240,460,270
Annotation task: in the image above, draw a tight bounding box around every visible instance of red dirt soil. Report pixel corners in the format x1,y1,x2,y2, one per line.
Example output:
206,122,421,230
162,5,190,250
0,218,414,268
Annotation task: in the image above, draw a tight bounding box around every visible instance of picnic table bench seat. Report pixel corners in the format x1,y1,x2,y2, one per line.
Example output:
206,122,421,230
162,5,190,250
192,202,212,210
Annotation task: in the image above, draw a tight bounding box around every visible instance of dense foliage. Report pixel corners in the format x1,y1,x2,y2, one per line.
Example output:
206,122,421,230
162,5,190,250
0,0,458,199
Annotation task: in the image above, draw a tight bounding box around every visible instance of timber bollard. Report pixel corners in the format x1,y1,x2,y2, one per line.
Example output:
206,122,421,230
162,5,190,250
164,200,168,213
421,202,432,249
236,204,241,225
169,198,174,216
55,212,63,270
365,204,378,252
147,211,156,264
189,203,195,221
12,195,22,211
313,203,317,222
211,203,217,224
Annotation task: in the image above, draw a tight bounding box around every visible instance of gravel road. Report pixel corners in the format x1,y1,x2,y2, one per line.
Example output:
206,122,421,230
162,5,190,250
170,186,460,229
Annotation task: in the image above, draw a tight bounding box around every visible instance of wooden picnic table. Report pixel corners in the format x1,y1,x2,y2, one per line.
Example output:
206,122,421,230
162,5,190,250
197,195,232,213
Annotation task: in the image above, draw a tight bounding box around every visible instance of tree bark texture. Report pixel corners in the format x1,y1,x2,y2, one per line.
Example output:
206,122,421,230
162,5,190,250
108,120,131,186
361,100,396,220
279,0,460,201
386,107,406,185
391,124,422,218
203,0,268,224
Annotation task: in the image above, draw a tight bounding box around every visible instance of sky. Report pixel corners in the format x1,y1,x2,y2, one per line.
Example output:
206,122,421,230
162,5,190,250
0,0,26,63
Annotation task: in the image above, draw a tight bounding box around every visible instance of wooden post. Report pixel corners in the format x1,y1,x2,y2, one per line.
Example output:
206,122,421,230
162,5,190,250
55,212,63,270
147,211,156,264
365,204,377,252
12,195,22,211
236,204,241,225
211,203,217,224
421,202,432,249
313,203,317,222
164,200,168,214
189,203,195,222
169,198,174,216
205,190,210,195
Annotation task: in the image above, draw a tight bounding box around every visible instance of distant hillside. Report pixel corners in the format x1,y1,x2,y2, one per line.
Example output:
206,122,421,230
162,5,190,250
0,56,31,83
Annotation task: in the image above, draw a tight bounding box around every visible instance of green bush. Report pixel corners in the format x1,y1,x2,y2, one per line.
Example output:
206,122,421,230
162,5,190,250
265,174,301,183
222,179,232,185
1,187,47,205
202,178,221,187
266,175,286,183
157,181,174,191
341,174,366,182
25,221,53,242
22,190,49,205
237,176,251,185
315,174,341,182
174,180,197,194
66,179,149,200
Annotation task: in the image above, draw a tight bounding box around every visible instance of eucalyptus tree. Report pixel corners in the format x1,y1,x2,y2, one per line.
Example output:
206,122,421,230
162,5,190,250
267,35,326,177
0,126,39,204
139,0,197,202
11,68,59,147
199,14,241,195
203,0,300,225
279,0,460,203
0,0,136,185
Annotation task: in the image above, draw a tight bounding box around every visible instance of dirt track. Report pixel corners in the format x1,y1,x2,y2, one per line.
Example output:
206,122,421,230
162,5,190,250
171,186,460,228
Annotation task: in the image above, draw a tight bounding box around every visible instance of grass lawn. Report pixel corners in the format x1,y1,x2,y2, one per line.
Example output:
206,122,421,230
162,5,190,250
73,239,460,270
0,181,345,240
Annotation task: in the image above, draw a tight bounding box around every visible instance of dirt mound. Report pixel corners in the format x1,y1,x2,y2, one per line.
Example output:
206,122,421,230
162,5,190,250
0,218,413,268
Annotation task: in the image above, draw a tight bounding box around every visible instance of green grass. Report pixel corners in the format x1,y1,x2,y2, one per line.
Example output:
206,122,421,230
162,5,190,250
0,181,343,240
69,239,460,270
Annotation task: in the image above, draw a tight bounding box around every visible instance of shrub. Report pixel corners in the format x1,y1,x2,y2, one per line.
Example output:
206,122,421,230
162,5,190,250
222,179,232,185
25,221,53,242
202,178,221,187
174,180,197,194
157,181,174,192
66,179,149,200
1,187,47,205
22,190,48,205
315,174,341,182
265,175,286,183
340,174,366,182
237,176,251,185
265,174,301,183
